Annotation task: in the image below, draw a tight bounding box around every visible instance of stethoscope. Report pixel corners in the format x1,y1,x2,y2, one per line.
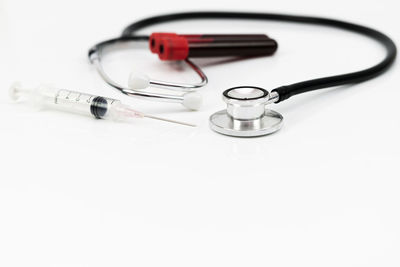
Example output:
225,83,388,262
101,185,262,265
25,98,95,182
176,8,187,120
88,12,396,137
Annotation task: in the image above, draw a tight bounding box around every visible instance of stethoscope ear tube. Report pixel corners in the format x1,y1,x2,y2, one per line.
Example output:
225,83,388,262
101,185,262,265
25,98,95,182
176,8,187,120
88,36,207,110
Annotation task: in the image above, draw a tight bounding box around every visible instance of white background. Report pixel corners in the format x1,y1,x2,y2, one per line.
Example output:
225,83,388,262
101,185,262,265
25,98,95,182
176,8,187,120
1,0,399,266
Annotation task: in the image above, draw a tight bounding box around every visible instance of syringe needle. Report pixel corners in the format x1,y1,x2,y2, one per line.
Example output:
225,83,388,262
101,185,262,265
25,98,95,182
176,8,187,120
143,114,196,127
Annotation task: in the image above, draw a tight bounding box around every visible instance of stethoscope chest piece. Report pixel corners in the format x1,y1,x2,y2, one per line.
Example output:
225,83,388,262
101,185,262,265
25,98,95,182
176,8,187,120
209,86,283,137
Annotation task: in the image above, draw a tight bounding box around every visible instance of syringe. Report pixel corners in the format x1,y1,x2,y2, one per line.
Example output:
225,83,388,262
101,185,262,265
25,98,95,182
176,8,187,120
9,82,196,127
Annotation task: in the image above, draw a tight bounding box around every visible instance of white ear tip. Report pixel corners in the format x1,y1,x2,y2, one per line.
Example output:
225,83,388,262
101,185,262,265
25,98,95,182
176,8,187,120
9,81,22,101
128,72,150,89
182,92,202,110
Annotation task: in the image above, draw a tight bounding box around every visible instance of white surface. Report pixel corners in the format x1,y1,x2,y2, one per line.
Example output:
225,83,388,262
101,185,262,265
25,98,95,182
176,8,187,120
1,0,400,266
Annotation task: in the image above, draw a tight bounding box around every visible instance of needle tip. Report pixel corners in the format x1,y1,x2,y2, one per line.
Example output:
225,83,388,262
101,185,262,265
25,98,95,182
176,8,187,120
144,114,196,127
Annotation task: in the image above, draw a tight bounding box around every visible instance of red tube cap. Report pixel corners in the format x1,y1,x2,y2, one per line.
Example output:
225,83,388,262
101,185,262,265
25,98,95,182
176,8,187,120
158,37,189,60
149,33,178,53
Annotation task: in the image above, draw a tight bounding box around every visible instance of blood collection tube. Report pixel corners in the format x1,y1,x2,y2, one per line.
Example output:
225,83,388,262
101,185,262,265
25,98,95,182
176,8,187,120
149,33,277,60
149,33,271,53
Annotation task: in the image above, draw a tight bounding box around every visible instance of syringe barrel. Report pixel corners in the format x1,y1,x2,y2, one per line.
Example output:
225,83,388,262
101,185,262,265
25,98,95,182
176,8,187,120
28,85,120,119
53,89,118,119
11,83,145,120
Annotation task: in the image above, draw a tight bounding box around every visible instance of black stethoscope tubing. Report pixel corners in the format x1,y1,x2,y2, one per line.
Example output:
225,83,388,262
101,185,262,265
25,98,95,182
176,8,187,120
119,11,396,103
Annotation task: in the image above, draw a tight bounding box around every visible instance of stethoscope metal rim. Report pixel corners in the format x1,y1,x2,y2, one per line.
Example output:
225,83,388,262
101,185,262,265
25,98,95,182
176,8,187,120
223,86,269,101
209,86,283,137
209,109,283,137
